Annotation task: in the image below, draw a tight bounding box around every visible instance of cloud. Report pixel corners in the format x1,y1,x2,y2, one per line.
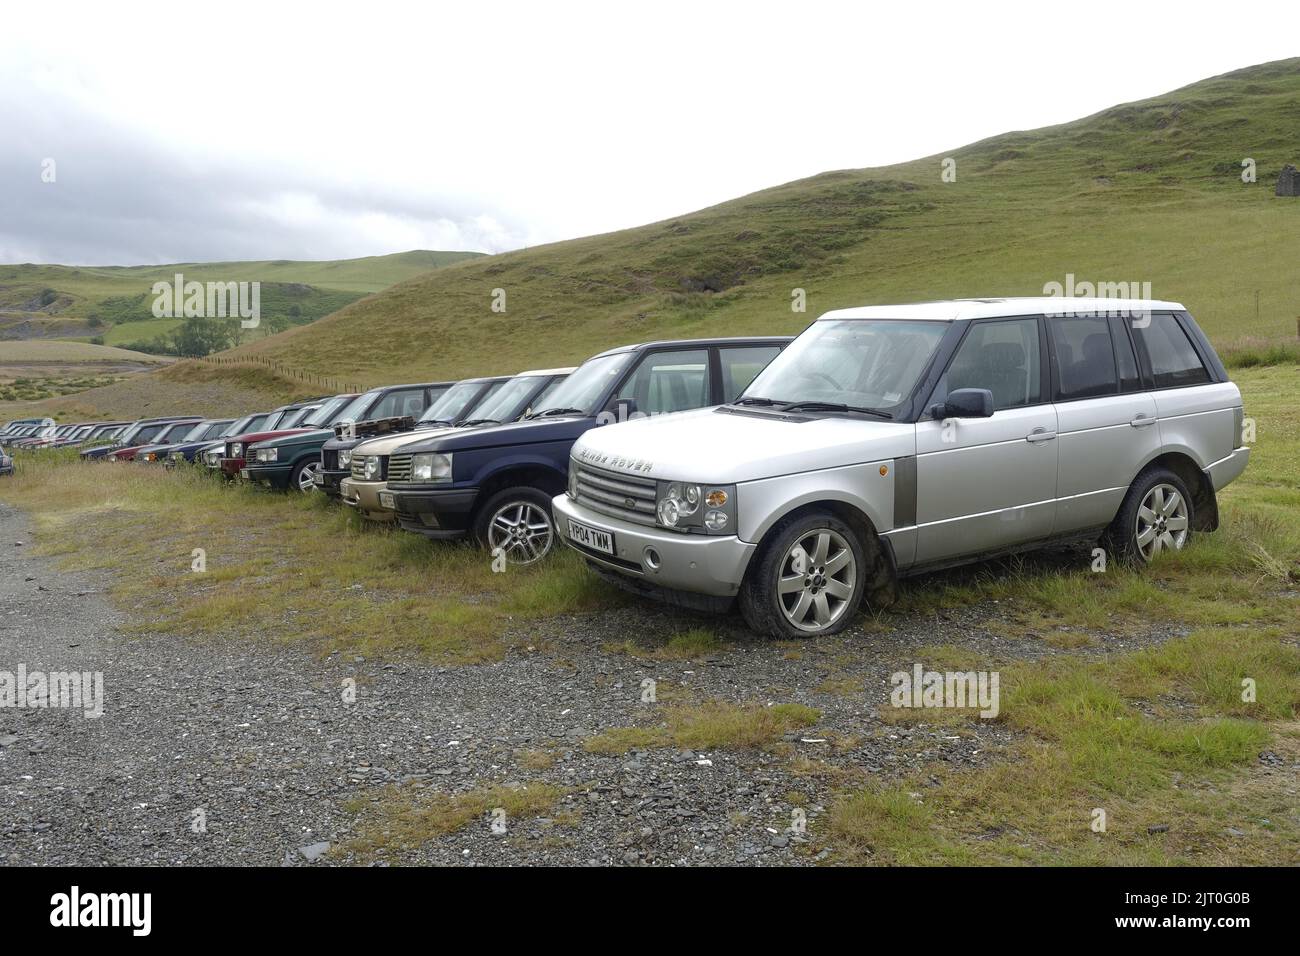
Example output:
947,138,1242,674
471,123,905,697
0,84,532,265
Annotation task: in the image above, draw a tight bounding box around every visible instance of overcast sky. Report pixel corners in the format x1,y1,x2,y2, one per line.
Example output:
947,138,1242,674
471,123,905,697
1,2,1293,266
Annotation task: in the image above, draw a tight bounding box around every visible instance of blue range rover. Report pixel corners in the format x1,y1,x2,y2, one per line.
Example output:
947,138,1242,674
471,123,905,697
383,337,791,565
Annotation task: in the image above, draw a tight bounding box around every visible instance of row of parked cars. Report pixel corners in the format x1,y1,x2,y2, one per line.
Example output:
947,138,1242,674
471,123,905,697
1,298,1248,637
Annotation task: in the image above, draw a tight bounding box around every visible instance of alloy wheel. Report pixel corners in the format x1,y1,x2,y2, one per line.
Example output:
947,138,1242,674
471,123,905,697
487,501,553,565
297,461,321,492
1135,482,1188,560
778,528,856,633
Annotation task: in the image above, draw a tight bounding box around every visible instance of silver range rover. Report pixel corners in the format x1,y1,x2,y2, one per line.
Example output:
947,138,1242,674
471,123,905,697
554,298,1250,638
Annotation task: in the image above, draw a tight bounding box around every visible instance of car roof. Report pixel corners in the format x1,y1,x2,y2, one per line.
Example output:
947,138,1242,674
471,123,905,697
590,336,794,359
369,381,456,392
818,297,1187,322
457,375,513,385
517,367,577,376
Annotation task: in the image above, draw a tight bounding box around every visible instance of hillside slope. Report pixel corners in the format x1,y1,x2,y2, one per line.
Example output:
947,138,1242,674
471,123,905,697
0,249,484,344
219,58,1300,385
13,57,1300,421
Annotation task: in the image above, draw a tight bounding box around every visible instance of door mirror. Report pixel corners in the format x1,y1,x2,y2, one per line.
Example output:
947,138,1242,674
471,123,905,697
932,388,994,419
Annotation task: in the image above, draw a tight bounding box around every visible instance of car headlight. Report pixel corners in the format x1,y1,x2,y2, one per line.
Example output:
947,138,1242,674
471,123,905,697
656,481,735,534
338,449,353,468
363,456,383,480
106,454,118,462
254,447,277,462
411,452,453,482
230,443,243,457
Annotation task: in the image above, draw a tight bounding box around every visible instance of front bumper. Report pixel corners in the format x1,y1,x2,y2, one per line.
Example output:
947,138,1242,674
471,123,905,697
553,494,754,599
220,458,246,480
317,467,349,497
244,462,293,489
340,477,397,521
389,485,479,539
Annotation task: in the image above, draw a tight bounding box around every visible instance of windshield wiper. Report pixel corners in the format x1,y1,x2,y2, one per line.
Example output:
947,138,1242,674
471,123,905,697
457,418,499,427
731,396,785,407
419,419,454,427
780,401,893,419
525,407,585,420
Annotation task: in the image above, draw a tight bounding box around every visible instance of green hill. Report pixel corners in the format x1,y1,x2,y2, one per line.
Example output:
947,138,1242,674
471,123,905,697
219,57,1300,385
0,250,484,348
10,57,1300,422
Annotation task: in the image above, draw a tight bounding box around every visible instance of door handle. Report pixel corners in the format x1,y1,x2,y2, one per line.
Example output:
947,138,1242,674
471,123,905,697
1130,415,1157,428
1026,428,1056,442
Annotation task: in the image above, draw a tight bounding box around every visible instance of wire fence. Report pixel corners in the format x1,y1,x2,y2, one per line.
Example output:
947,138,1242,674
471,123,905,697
191,354,368,394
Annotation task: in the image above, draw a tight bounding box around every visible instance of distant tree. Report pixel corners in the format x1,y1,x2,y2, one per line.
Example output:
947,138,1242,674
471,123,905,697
171,316,236,357
86,314,103,328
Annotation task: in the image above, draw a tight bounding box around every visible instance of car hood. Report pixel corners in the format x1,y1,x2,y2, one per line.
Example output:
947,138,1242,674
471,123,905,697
227,428,313,447
570,406,916,484
395,415,594,454
352,425,459,457
252,428,333,449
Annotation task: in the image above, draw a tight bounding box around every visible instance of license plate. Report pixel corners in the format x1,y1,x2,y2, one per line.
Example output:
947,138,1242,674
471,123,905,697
379,491,395,509
313,472,324,485
568,518,614,555
239,468,249,480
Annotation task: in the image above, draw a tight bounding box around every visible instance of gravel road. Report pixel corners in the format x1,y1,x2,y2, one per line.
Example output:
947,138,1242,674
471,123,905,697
0,501,1165,866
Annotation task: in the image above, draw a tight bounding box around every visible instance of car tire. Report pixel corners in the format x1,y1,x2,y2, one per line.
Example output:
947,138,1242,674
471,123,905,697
739,510,867,639
291,458,320,494
1104,466,1194,565
473,487,557,566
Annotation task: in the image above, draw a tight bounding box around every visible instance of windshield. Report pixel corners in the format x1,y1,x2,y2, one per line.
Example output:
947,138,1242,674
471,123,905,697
224,415,256,436
418,381,490,424
159,422,194,442
466,376,547,423
332,391,381,425
180,422,212,442
740,320,948,413
531,352,632,417
298,396,353,427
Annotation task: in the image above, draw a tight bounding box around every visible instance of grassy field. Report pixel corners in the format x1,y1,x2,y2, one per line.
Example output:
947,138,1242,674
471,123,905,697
1,363,1294,864
0,340,169,363
0,249,483,353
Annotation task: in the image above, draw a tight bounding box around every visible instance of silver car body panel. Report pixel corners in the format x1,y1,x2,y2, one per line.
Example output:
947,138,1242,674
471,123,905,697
556,300,1247,602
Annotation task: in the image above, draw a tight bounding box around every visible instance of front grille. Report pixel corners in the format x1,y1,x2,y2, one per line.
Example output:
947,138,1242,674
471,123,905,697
349,455,388,481
388,453,412,483
322,449,338,471
573,463,657,526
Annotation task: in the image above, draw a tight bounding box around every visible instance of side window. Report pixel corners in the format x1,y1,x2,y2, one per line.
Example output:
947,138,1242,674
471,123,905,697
370,389,424,419
1132,313,1211,388
1052,316,1118,400
617,349,711,415
942,318,1041,410
719,345,782,402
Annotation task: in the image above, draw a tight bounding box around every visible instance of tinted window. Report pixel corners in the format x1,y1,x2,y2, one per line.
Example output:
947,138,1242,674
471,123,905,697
617,349,710,414
719,345,782,402
370,388,428,419
1108,316,1142,392
944,318,1041,410
1052,316,1117,400
1133,313,1211,388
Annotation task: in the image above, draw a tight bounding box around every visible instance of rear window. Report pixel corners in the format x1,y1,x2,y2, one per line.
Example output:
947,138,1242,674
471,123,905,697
1132,313,1211,388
